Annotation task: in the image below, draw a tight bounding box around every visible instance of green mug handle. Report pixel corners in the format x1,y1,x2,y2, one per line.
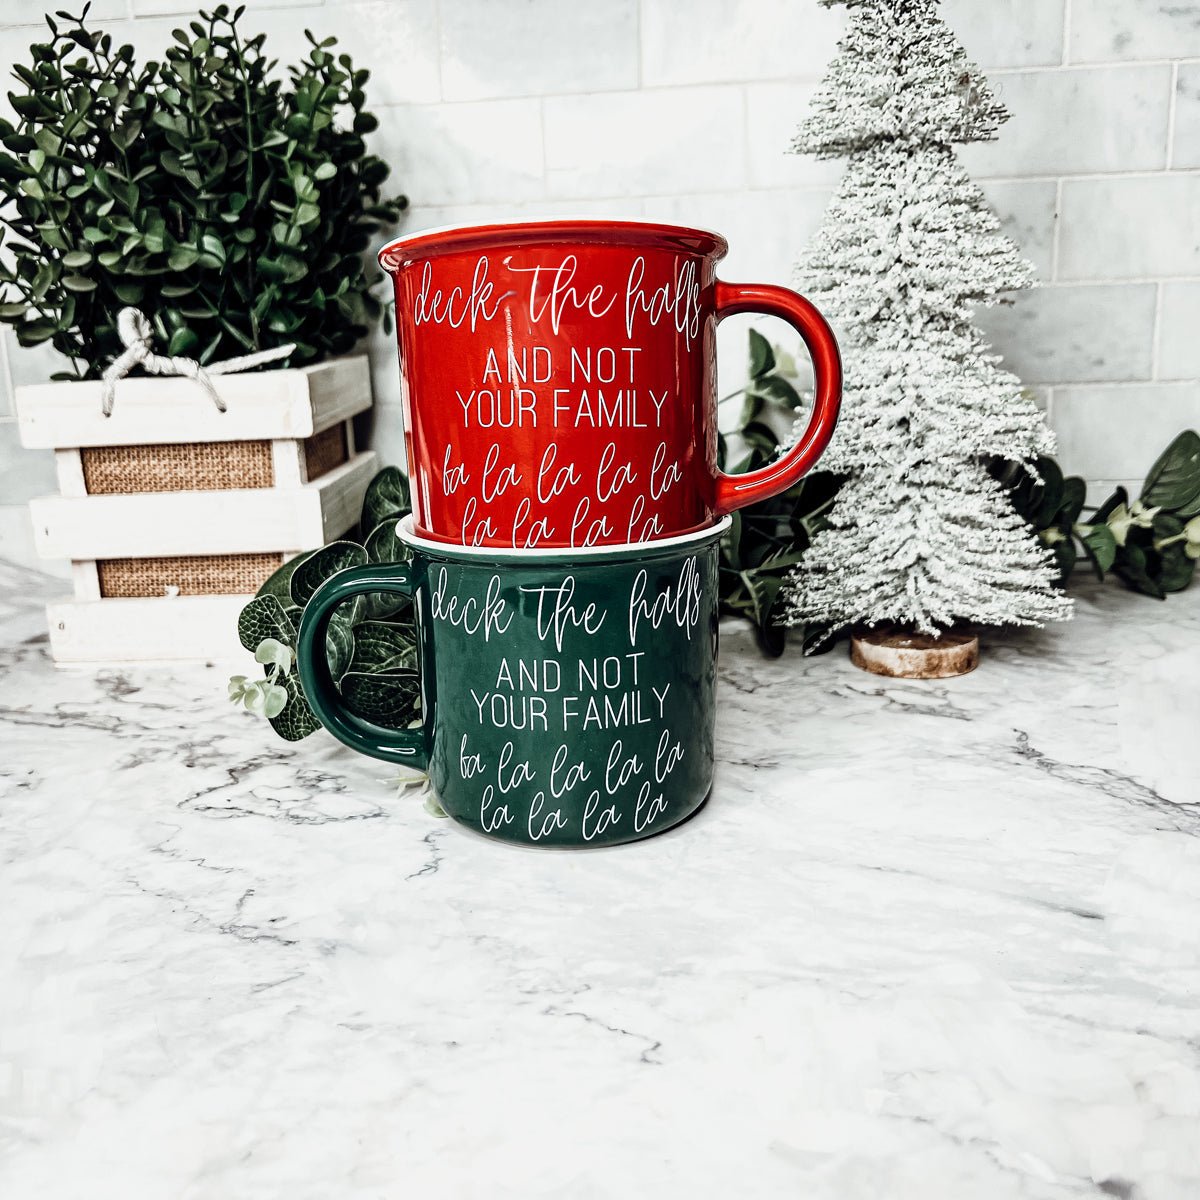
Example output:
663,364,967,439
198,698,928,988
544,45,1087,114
296,563,430,769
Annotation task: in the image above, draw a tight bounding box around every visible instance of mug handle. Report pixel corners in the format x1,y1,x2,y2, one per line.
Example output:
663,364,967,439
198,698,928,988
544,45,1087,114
711,281,842,513
296,563,430,769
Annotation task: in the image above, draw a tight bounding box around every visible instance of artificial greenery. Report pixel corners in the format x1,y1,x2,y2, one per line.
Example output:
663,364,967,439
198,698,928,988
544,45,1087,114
719,330,1200,655
0,3,406,377
995,432,1200,599
231,467,419,742
717,328,842,656
231,336,1200,723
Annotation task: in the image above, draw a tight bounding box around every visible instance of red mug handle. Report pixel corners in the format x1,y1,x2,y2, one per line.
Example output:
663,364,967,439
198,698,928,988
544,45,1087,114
711,281,842,513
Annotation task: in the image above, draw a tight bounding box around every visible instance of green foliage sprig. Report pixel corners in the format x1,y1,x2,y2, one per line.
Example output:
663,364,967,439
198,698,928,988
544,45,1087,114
717,328,842,657
0,3,406,377
995,431,1200,599
233,467,418,742
720,330,1200,656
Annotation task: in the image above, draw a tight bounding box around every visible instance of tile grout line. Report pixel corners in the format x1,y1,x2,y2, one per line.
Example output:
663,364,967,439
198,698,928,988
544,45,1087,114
986,58,1200,76
539,96,549,201
1048,379,1198,391
386,161,1198,190
636,0,644,90
975,168,1200,183
1061,0,1072,67
741,84,752,192
432,0,444,104
0,330,14,421
1150,281,1165,382
1050,176,1064,283
1166,61,1179,170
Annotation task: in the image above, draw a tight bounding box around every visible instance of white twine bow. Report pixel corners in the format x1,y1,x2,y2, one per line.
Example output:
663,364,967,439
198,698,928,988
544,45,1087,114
100,307,297,417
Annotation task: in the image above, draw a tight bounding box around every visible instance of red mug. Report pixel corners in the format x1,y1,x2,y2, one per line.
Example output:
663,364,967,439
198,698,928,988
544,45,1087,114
378,220,841,548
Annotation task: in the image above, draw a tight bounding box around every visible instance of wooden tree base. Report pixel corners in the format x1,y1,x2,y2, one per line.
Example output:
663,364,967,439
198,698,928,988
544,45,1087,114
850,626,979,679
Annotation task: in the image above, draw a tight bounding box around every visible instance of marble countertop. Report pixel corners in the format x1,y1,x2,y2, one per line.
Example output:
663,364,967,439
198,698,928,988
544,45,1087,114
2,559,1199,1200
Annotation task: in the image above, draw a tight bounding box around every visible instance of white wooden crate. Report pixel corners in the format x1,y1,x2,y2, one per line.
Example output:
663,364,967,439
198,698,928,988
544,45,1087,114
14,356,380,663
30,452,377,559
15,356,371,447
46,593,250,664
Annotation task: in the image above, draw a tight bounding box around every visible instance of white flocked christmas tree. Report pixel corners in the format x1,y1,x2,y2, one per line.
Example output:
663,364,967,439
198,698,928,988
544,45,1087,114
781,0,1072,637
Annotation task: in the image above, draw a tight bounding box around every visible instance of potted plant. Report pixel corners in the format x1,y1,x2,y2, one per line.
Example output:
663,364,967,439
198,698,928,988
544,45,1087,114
0,4,408,662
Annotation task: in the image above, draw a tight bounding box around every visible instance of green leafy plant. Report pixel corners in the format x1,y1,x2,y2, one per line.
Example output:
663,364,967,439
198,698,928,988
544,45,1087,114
0,3,406,376
232,466,419,741
717,328,842,656
997,431,1200,599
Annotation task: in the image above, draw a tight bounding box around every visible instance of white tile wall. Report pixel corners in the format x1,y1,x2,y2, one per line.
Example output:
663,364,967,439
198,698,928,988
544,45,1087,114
131,0,320,12
977,180,1059,277
544,86,747,198
439,0,638,100
1054,383,1200,484
1173,63,1200,169
374,98,545,205
961,66,1172,178
940,0,1066,69
1069,0,1200,64
745,82,843,189
639,0,844,86
1157,283,1200,380
976,284,1159,385
1,0,125,22
1058,176,1200,279
0,0,1198,566
643,188,833,285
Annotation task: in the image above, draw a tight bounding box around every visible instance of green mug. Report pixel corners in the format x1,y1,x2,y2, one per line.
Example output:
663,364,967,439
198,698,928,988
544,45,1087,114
296,516,729,848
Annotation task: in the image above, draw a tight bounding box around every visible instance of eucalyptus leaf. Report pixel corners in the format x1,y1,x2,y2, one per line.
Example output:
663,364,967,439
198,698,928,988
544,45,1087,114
723,509,743,568
360,465,412,537
267,670,322,741
254,636,294,675
340,668,421,731
1058,476,1087,527
754,613,787,658
359,519,411,617
746,373,802,410
1079,522,1118,576
1141,430,1200,512
289,540,368,607
237,593,298,654
1050,537,1077,583
326,612,355,680
1156,541,1196,593
741,419,780,457
346,620,417,674
1091,486,1129,526
364,518,406,564
747,326,774,379
1028,456,1065,530
255,549,315,603
736,391,764,432
1114,541,1165,599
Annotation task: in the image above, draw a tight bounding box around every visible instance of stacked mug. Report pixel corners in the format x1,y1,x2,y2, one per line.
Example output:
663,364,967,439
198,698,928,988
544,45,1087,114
297,221,842,848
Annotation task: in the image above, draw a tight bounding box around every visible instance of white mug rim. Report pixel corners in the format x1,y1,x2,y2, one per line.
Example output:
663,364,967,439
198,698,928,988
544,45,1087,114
396,513,732,561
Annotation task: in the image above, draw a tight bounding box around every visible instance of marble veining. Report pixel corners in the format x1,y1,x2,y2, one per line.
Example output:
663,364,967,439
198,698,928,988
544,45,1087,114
1,557,1199,1199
